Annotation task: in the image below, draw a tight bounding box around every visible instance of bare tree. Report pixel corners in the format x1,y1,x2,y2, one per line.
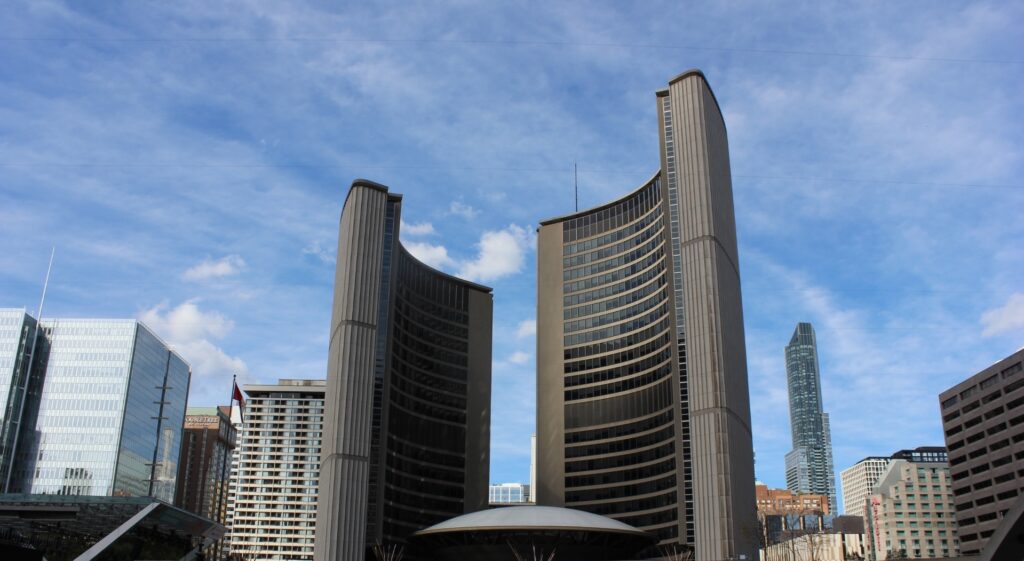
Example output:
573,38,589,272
507,541,556,561
372,541,405,561
659,544,694,561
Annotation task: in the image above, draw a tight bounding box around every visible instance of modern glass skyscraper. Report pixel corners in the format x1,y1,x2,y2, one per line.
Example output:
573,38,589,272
314,181,493,561
0,313,190,501
536,70,757,561
784,322,837,514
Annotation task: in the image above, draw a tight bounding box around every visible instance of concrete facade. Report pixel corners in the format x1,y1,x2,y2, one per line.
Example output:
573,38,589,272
314,181,492,561
229,379,325,561
841,456,890,517
939,349,1024,556
536,70,756,561
864,460,959,560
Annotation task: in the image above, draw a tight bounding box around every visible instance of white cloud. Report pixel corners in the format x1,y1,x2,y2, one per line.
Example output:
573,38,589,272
302,241,335,264
182,255,246,281
404,241,455,269
516,319,536,339
507,351,531,365
139,300,249,383
456,224,534,282
400,220,435,236
981,293,1024,337
449,201,479,220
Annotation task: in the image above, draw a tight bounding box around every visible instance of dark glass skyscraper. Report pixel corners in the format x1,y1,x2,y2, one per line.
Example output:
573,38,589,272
536,70,757,561
784,322,837,514
314,181,493,561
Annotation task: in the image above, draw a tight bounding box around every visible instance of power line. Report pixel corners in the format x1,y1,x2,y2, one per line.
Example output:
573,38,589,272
0,35,1019,65
0,161,1018,190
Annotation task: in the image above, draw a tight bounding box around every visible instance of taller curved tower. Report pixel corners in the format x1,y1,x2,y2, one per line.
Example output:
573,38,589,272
315,180,492,561
536,70,756,560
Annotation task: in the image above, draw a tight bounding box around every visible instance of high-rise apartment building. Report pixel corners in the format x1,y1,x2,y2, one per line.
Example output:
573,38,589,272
939,348,1024,556
864,459,959,560
314,181,493,561
784,322,837,515
841,456,890,517
230,379,324,561
535,70,756,561
0,311,189,501
175,406,236,560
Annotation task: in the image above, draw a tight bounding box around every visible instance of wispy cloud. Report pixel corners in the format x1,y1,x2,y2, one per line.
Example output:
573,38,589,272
516,319,536,339
400,220,435,236
507,350,531,365
448,201,479,220
182,255,246,281
302,241,335,264
981,293,1024,337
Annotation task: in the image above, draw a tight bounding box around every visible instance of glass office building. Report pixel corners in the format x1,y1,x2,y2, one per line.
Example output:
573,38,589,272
0,311,190,501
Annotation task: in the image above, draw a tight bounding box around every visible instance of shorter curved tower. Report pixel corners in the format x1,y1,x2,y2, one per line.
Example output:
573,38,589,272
315,180,492,561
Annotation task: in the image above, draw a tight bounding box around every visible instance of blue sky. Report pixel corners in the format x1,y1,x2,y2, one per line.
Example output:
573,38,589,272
1,1,1022,507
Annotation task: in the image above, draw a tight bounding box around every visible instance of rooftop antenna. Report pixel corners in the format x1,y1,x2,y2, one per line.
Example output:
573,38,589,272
3,247,54,492
574,162,578,212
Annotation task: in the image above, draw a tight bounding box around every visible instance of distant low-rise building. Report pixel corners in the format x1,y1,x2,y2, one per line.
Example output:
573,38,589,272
864,458,959,560
489,482,531,504
756,483,830,515
939,348,1024,556
762,531,866,561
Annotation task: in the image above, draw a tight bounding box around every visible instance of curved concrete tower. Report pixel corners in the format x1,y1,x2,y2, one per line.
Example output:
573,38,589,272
315,180,492,561
536,70,756,560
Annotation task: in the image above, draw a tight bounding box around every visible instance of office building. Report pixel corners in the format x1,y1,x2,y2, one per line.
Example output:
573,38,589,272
489,482,531,504
756,483,829,515
229,379,324,561
314,181,493,561
784,322,837,515
175,406,236,560
939,348,1024,556
535,70,756,560
864,458,959,560
0,311,189,501
841,456,890,517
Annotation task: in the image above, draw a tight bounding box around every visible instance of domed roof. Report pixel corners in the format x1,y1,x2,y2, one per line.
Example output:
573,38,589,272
414,505,649,536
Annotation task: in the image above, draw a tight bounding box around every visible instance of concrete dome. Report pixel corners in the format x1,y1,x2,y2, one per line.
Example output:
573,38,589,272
412,506,657,560
416,505,648,535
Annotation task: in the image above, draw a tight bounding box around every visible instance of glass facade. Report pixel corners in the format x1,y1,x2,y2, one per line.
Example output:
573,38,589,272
489,482,530,503
558,177,683,542
0,309,36,490
785,323,837,514
5,317,190,501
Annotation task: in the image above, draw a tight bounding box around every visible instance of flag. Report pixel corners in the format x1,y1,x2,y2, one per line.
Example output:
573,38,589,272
232,378,246,421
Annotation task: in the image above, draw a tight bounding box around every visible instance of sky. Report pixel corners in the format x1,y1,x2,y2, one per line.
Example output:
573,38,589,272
1,1,1022,509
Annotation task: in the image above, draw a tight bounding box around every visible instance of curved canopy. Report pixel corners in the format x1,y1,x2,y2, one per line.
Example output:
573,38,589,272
414,505,648,536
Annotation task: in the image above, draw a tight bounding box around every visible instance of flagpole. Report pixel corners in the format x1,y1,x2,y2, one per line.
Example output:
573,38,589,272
230,373,237,417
